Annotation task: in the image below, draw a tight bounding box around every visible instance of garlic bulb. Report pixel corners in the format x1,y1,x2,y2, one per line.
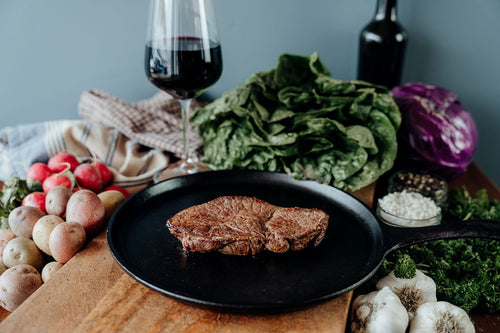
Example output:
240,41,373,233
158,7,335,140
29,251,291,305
409,301,475,333
350,286,409,333
376,269,437,319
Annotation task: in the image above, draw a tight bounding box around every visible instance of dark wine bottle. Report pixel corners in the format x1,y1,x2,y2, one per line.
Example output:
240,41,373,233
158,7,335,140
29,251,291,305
357,0,407,88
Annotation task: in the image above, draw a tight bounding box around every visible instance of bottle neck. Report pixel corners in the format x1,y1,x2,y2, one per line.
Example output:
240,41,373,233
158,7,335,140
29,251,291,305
374,0,398,22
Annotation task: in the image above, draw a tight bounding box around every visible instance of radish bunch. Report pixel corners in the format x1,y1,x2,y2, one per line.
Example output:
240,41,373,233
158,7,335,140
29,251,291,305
23,151,129,213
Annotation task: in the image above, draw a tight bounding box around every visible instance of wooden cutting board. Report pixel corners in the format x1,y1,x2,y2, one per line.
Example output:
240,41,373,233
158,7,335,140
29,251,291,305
0,181,376,332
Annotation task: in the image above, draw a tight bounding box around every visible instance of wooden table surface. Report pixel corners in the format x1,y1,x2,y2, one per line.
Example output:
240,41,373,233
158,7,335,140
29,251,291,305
0,163,498,332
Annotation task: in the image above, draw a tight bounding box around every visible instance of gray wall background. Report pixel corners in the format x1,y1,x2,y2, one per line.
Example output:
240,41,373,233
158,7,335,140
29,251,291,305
1,0,499,185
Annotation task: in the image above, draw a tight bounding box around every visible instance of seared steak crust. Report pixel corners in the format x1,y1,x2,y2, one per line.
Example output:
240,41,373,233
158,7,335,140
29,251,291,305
166,196,329,255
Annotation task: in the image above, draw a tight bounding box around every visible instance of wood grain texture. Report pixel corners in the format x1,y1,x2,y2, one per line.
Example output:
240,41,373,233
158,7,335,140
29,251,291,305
72,273,352,333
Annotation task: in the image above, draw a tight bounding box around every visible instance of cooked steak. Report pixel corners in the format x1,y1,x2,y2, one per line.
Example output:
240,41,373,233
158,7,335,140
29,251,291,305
166,196,329,255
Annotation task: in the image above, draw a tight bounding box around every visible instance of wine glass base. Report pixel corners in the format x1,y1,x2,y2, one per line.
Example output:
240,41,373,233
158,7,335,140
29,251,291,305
153,159,212,183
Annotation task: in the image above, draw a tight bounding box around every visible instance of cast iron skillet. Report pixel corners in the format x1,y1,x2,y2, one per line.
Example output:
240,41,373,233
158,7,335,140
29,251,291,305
107,170,500,312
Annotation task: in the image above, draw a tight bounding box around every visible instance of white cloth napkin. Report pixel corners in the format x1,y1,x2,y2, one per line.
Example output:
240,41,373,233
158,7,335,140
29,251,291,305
0,90,203,194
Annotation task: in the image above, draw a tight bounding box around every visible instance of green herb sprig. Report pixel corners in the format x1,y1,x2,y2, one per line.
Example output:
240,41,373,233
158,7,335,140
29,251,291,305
0,177,42,230
366,187,500,313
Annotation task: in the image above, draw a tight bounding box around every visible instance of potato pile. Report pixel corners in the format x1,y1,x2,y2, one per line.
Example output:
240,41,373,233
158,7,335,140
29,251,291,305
0,152,128,312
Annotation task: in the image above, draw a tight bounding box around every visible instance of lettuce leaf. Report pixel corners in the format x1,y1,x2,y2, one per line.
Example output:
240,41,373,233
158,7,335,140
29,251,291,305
192,52,401,191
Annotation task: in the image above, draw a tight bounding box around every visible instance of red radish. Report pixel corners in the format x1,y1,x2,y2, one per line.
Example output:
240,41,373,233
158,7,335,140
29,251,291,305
74,163,103,192
26,163,53,183
103,186,130,199
95,162,113,186
43,172,74,193
22,192,47,213
48,152,79,173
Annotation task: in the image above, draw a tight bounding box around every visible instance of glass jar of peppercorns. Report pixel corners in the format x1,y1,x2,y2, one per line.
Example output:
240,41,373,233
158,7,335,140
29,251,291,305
387,169,448,206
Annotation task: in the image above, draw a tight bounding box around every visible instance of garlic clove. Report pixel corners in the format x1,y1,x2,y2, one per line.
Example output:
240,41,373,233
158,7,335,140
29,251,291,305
409,301,475,333
376,269,437,319
351,286,409,333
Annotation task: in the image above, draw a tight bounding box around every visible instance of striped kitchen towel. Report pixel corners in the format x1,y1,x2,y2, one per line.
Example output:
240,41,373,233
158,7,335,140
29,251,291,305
0,90,203,194
78,89,204,157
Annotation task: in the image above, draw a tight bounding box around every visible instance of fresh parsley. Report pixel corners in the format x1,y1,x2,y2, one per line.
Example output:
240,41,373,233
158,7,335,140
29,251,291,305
368,187,500,313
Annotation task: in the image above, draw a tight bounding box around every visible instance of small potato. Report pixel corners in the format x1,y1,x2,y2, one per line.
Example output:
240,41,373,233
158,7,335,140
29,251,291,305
49,222,86,264
32,215,64,256
98,190,126,221
45,186,73,217
8,206,45,238
41,261,63,282
66,190,105,235
2,237,44,271
0,229,17,263
0,264,43,311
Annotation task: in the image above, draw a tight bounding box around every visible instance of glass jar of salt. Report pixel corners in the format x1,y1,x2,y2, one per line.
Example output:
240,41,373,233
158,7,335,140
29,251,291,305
379,169,447,227
377,190,442,227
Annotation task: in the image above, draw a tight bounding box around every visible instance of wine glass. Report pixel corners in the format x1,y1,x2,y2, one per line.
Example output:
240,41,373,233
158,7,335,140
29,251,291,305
145,0,222,181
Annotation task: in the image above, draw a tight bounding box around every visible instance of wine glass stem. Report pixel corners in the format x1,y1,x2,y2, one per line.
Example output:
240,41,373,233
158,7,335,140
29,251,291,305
179,98,193,162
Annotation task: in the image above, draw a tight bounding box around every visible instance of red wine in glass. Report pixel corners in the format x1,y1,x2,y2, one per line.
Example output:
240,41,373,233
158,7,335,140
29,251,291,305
145,0,222,182
145,37,223,100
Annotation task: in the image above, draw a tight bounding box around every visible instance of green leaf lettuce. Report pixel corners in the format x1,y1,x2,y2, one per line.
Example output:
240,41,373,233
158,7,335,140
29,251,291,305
192,52,401,191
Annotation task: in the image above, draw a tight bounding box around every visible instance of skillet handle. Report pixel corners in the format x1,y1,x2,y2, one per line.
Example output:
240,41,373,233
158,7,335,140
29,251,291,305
381,219,500,254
